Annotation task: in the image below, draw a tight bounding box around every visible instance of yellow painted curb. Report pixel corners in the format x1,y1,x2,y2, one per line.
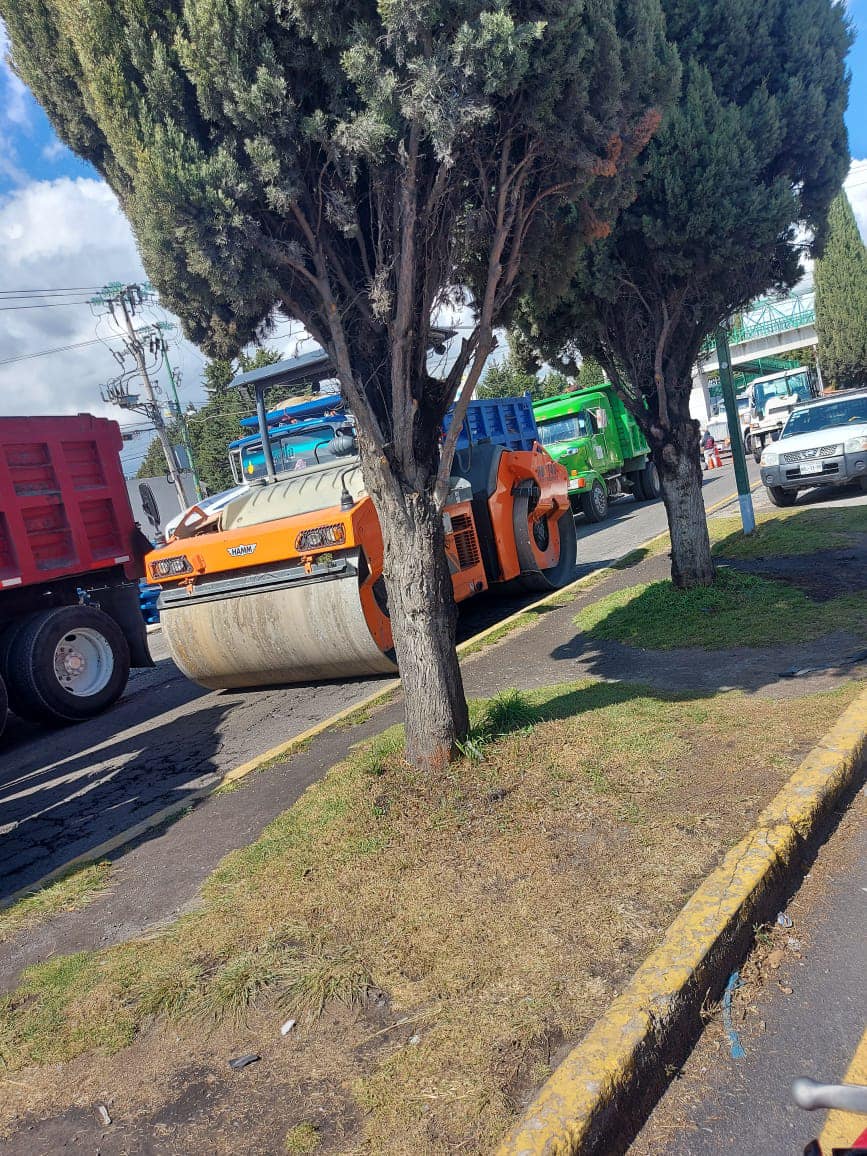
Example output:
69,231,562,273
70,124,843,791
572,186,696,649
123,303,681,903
497,683,867,1156
2,481,751,912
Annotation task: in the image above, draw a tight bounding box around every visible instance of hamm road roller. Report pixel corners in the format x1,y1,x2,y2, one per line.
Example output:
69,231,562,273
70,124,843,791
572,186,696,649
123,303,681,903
145,364,577,690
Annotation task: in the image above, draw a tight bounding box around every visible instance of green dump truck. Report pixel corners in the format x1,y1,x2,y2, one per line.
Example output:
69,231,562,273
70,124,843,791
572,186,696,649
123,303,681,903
533,385,660,521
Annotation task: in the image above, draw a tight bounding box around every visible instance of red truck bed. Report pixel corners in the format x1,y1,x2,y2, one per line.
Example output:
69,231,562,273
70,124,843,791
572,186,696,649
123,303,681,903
0,415,143,589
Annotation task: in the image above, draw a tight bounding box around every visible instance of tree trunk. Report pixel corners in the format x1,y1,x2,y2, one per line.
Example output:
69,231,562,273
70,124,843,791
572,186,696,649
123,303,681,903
654,411,715,589
363,459,470,771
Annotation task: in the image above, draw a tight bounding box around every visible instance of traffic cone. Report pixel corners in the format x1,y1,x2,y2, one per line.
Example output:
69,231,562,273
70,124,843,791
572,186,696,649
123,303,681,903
713,447,723,468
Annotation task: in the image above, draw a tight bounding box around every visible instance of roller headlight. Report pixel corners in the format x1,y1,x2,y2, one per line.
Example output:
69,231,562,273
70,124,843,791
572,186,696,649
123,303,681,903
149,554,193,579
295,524,347,551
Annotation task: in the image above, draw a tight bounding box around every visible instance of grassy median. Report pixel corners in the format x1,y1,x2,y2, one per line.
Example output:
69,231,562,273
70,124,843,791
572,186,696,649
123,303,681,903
1,679,862,1153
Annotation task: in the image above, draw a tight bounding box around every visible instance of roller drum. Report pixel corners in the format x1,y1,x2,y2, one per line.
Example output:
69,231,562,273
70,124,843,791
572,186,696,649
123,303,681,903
161,562,396,689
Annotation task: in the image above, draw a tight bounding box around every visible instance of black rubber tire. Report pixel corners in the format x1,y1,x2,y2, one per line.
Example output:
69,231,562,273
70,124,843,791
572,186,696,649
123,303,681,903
518,507,579,592
0,613,40,714
579,480,609,523
0,673,7,742
7,605,130,724
639,460,661,501
628,471,645,502
752,437,764,465
766,485,798,508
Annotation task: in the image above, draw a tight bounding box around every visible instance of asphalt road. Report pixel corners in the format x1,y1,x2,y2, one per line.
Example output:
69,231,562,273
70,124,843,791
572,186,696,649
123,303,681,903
0,459,757,902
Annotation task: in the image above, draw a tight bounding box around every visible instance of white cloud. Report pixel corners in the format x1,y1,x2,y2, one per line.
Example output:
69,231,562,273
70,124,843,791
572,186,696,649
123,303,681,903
0,175,308,476
845,159,867,242
0,179,208,464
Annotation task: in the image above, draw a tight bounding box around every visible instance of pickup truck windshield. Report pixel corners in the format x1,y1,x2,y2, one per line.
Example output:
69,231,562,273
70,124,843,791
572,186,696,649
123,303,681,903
783,395,867,437
536,413,592,446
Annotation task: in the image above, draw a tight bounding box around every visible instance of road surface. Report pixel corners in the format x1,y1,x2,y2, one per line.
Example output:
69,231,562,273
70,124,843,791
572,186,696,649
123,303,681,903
0,460,757,902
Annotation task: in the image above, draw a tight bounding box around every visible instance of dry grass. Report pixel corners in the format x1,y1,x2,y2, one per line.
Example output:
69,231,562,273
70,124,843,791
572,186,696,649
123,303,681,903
0,861,111,943
1,680,861,1154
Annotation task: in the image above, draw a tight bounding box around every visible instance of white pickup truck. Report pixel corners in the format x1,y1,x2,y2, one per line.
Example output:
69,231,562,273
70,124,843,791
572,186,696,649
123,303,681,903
759,388,867,506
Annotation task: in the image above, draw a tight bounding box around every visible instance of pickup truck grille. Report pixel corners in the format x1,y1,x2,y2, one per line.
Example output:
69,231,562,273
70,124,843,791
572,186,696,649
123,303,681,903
781,444,840,464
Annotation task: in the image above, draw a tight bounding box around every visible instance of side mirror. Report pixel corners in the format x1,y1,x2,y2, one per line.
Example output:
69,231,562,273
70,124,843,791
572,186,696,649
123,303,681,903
595,407,609,430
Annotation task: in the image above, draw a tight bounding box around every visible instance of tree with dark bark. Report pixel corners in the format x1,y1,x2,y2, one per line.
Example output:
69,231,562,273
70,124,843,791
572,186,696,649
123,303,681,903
815,191,867,390
516,0,851,588
2,0,676,768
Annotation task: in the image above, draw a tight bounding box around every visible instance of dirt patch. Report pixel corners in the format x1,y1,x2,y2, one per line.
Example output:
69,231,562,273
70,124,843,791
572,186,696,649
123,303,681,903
1,680,862,1155
722,546,867,602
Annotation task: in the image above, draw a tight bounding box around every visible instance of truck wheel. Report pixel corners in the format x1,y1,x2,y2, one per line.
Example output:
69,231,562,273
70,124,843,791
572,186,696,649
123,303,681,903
766,485,797,508
0,673,7,741
638,461,661,501
580,480,609,523
0,614,39,712
752,436,764,464
7,605,130,724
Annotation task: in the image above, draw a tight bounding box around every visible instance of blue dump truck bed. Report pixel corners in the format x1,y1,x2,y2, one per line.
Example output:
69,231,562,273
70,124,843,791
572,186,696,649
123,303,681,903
445,394,539,452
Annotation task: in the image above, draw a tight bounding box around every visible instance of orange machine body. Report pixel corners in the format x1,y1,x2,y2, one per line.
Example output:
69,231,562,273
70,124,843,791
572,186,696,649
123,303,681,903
146,443,569,659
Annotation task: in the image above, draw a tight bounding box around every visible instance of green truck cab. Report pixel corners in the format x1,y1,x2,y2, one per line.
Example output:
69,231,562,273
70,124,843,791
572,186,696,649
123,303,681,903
532,385,661,521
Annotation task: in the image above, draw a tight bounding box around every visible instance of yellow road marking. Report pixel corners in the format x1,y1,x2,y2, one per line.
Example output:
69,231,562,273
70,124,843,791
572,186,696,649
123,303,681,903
819,1027,867,1149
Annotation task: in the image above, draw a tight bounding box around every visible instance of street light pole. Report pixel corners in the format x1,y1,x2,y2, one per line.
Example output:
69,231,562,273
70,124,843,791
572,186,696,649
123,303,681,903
714,324,755,535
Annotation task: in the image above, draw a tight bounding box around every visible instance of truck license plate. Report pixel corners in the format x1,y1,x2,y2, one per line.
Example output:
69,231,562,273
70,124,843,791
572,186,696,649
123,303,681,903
800,461,823,475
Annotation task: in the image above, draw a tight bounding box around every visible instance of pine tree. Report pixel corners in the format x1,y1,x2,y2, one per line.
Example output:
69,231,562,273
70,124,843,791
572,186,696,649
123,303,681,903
815,192,867,389
2,0,676,768
518,0,851,588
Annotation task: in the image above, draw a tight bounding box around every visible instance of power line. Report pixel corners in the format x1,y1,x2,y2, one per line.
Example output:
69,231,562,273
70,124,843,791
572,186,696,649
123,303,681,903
0,329,151,368
0,300,96,311
0,285,104,297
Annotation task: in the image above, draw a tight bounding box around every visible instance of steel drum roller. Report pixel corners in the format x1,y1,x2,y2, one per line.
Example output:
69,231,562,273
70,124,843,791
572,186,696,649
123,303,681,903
160,555,396,689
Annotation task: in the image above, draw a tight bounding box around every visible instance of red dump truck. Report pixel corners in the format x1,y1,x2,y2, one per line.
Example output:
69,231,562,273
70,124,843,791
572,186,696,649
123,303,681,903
0,415,153,739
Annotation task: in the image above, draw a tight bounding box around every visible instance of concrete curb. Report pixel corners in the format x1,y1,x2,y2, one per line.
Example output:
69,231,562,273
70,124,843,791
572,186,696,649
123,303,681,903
497,683,867,1156
2,482,751,910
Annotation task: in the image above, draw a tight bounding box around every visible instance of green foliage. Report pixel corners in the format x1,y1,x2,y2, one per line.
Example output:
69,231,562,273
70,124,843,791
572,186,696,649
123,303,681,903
137,347,281,494
815,192,867,390
520,0,851,434
477,356,539,400
2,0,676,441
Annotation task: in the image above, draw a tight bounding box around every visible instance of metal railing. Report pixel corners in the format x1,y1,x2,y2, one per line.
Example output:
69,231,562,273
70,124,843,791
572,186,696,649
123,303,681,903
700,294,816,358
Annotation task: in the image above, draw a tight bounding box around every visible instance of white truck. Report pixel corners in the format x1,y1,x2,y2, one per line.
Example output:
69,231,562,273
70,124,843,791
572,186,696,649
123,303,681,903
745,366,820,462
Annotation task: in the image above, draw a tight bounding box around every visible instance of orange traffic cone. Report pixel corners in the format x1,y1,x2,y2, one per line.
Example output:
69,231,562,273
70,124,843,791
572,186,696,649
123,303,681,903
712,447,722,468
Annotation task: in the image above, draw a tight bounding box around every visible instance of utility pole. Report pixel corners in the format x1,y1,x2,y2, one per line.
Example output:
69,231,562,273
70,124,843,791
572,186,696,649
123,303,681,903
94,283,194,508
157,323,202,500
714,324,755,535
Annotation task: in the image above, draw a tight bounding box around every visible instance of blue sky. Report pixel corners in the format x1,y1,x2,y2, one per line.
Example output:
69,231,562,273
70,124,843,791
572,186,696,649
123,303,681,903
0,8,865,451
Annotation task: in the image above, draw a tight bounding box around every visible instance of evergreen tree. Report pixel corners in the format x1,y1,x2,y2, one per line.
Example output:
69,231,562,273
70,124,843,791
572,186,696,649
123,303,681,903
477,357,540,400
815,192,867,389
2,0,676,768
518,0,851,588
